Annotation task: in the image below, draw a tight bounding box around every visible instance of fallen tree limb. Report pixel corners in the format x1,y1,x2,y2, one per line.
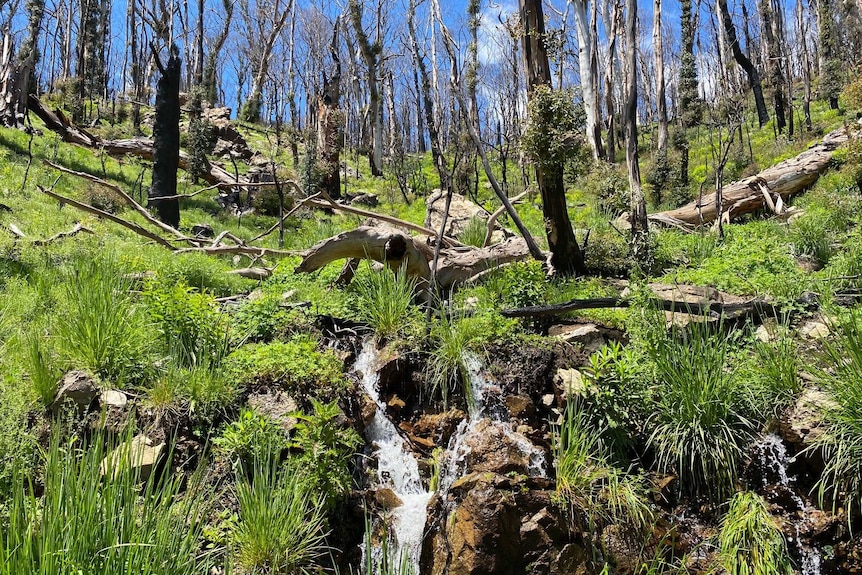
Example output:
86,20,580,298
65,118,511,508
38,186,177,249
172,245,298,257
649,125,854,227
295,225,536,289
44,160,192,243
33,222,93,245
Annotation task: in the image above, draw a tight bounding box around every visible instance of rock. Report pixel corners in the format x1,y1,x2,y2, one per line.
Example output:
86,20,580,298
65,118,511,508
541,394,555,407
505,395,535,419
779,387,836,449
100,434,165,481
247,391,299,432
350,193,379,207
548,323,604,353
755,324,774,342
552,543,591,574
424,190,512,242
360,395,377,427
191,223,214,238
462,419,541,476
387,394,406,410
412,409,466,446
99,389,128,409
374,487,403,509
52,370,99,410
796,254,824,273
555,368,586,399
602,524,641,575
799,320,830,339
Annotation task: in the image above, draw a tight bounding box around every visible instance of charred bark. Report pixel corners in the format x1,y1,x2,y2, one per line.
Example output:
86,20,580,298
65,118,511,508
149,44,182,229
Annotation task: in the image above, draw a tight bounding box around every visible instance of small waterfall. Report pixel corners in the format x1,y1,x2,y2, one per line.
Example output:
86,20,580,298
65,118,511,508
356,340,432,574
751,433,821,575
437,353,546,497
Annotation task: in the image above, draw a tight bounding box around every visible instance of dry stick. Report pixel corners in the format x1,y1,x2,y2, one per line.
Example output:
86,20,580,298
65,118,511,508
38,186,177,249
248,192,321,243
173,244,299,257
482,190,528,247
33,222,94,245
432,3,543,262
44,160,190,243
147,181,222,201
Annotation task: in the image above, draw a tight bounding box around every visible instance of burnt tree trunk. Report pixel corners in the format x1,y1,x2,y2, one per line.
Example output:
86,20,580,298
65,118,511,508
718,0,770,127
149,45,181,229
318,19,342,199
520,0,585,275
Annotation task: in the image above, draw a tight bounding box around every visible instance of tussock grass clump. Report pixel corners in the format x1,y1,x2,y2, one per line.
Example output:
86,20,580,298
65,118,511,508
553,401,652,531
54,257,152,387
458,217,488,248
714,491,793,575
0,432,218,574
812,309,862,519
234,461,328,574
352,262,421,341
646,319,753,500
21,329,63,406
425,309,474,408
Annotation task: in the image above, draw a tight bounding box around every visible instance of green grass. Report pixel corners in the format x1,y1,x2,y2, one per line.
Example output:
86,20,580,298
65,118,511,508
645,317,753,500
714,491,793,575
351,261,422,342
0,432,219,575
234,460,328,574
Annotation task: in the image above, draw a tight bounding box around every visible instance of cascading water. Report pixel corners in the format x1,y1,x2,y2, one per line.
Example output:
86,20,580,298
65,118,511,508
752,433,821,575
355,340,432,574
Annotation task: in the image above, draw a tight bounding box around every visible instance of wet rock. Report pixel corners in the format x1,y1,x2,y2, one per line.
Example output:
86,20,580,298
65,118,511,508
374,487,403,509
462,419,540,476
247,391,298,432
360,395,377,427
411,409,466,447
52,370,99,410
100,434,165,481
602,524,641,575
551,544,591,575
505,395,535,419
779,387,836,450
99,389,128,409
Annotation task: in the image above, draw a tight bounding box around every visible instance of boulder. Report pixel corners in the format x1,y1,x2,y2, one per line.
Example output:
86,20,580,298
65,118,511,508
548,324,604,353
246,391,298,432
799,319,830,339
100,434,165,481
555,368,586,399
99,389,128,409
52,370,99,410
779,387,836,450
462,419,542,476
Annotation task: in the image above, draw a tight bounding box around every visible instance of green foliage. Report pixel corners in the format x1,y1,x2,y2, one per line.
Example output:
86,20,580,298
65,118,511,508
53,257,152,387
148,356,237,422
0,432,218,575
187,91,216,184
144,281,228,366
580,342,650,455
351,262,421,341
583,161,629,218
291,399,362,506
811,308,862,518
224,335,349,403
523,86,585,169
646,319,753,500
789,209,834,264
714,492,793,575
0,378,36,500
234,460,328,574
552,401,652,531
458,217,487,248
215,408,289,468
425,310,476,408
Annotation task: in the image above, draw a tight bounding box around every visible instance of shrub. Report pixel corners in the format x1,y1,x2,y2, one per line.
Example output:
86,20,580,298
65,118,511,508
234,461,328,574
714,491,793,575
224,335,348,404
144,281,228,367
0,432,218,574
583,161,629,218
82,182,125,214
811,309,862,518
522,86,585,170
54,258,152,387
214,408,289,469
646,319,753,500
351,262,421,341
291,399,362,507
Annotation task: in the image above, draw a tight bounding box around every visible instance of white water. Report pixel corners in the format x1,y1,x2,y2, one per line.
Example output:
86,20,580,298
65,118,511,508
753,433,821,575
356,340,432,574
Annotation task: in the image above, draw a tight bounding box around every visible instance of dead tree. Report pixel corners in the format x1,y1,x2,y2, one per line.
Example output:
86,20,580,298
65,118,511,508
624,0,648,261
318,17,343,200
654,0,668,154
348,0,384,177
717,0,770,127
149,44,182,229
0,0,45,127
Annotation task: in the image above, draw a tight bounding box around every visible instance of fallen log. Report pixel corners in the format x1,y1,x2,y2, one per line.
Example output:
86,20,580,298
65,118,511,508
295,225,536,289
28,95,243,188
649,125,853,227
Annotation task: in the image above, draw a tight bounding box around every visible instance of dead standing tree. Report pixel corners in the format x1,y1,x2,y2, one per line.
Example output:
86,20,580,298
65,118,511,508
318,17,344,200
148,44,182,229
